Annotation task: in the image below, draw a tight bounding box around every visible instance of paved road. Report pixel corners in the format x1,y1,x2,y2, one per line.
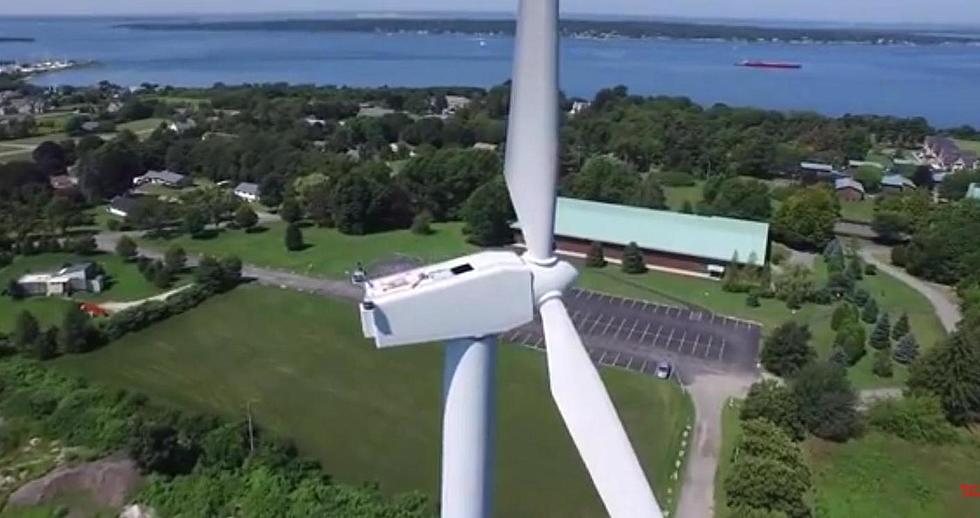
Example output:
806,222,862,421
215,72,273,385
94,231,362,300
858,243,961,333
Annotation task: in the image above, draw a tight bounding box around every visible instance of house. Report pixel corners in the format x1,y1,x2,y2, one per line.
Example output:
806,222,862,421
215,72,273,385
233,182,260,203
167,119,197,134
80,121,101,133
881,174,917,194
16,262,103,297
357,105,396,118
835,178,866,202
49,175,78,191
108,195,141,218
133,170,191,188
922,136,978,171
514,197,770,278
444,95,471,114
106,101,124,114
472,142,498,152
953,151,978,172
304,116,327,127
967,183,980,200
568,101,591,116
798,161,848,183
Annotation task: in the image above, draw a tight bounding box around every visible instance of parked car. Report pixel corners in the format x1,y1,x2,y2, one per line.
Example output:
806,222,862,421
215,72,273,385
654,361,672,380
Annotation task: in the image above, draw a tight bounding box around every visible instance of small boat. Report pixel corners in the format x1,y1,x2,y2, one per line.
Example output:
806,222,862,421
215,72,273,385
737,60,802,70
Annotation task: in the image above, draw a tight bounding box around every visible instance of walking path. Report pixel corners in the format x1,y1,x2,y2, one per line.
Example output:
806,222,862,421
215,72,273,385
858,243,961,333
97,285,193,313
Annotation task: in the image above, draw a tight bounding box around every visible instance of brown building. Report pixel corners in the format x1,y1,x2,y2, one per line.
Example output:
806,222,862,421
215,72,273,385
835,178,866,202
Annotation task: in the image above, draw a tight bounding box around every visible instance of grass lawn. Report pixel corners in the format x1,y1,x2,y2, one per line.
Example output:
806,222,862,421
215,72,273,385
0,149,34,164
839,198,876,224
0,118,166,147
953,138,980,154
713,398,742,518
54,286,693,517
663,181,704,211
805,433,980,518
0,252,183,332
139,222,476,279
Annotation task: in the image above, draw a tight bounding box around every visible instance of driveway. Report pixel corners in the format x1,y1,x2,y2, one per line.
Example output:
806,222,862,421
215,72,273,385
858,243,961,333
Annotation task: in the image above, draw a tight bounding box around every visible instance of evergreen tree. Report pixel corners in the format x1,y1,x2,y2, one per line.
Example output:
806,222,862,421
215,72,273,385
585,241,606,268
870,313,891,350
279,197,303,224
115,235,138,261
740,380,805,440
59,305,93,354
908,331,980,425
234,205,259,232
893,334,920,365
12,310,40,351
861,297,879,323
892,313,911,340
792,362,861,441
746,292,761,307
836,322,867,365
72,235,98,255
35,327,58,360
852,288,870,307
830,303,858,331
829,347,848,368
872,349,894,378
153,266,173,289
760,321,815,377
621,242,647,274
680,200,694,214
284,223,304,252
848,255,864,281
164,246,187,273
410,211,433,235
722,252,742,292
461,180,514,246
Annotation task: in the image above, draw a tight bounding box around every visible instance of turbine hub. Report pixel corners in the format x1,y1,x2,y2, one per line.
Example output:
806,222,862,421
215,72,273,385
524,256,578,306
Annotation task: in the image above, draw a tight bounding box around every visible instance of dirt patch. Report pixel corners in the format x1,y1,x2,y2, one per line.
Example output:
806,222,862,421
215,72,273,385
6,457,142,514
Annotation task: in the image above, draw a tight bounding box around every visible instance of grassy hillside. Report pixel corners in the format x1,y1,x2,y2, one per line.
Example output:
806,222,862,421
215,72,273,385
55,286,692,517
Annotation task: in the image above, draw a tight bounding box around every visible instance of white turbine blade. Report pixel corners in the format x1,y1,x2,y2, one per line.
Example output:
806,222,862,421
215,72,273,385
539,297,663,518
503,0,559,262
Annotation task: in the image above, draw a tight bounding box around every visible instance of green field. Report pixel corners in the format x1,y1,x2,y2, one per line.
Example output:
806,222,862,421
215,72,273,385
663,181,704,211
54,286,692,517
140,222,477,279
806,433,980,518
839,198,876,224
953,138,980,154
0,252,183,332
713,398,743,518
0,118,166,148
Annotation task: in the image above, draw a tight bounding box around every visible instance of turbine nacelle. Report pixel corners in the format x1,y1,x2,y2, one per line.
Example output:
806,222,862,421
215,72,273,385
359,251,579,348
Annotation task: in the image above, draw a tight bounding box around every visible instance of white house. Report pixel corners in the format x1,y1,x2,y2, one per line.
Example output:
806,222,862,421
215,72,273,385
16,262,103,297
234,182,260,203
167,119,197,134
568,101,591,116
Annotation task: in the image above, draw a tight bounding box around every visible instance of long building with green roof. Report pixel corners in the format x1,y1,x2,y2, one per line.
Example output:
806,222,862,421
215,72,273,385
516,197,770,277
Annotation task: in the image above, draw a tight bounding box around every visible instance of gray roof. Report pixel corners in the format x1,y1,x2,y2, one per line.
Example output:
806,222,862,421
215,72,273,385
881,174,916,189
234,182,259,195
800,162,835,172
109,195,141,214
835,178,865,193
140,170,186,184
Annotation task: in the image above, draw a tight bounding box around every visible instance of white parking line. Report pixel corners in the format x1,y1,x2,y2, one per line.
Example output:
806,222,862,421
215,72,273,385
679,331,688,352
587,315,604,334
641,360,648,372
584,291,594,301
625,320,639,342
718,339,727,360
611,319,627,339
573,289,583,299
598,350,608,363
652,325,663,344
532,336,543,348
664,328,675,349
575,312,593,331
629,299,637,309
626,356,634,369
613,352,621,364
692,334,701,355
619,297,627,307
601,317,616,336
570,310,581,322
638,322,651,343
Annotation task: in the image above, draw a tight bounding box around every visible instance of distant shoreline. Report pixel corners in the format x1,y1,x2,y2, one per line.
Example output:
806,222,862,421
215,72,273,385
0,37,34,43
115,18,980,46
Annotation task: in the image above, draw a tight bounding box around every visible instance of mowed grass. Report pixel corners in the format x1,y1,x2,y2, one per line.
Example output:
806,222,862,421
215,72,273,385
953,138,980,154
54,286,693,517
839,198,876,224
0,118,166,147
0,252,182,332
663,181,704,211
140,222,476,279
805,433,980,518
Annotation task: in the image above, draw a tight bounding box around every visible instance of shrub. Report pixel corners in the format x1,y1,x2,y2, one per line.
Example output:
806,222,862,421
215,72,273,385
893,334,919,365
585,241,606,268
872,349,893,378
410,211,434,235
769,244,791,266
892,313,910,340
740,380,805,440
106,219,121,231
792,362,861,441
861,297,879,323
655,171,696,187
284,223,304,251
621,242,646,274
830,303,859,331
760,321,815,377
746,293,761,307
835,323,867,366
891,245,908,267
864,263,877,276
164,246,187,273
867,396,957,444
68,235,98,256
115,236,138,261
870,314,891,350
0,252,12,268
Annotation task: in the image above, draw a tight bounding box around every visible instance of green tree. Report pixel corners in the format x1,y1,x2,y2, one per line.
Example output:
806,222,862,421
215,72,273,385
628,175,668,210
569,155,638,205
461,180,514,246
908,331,980,425
183,207,208,238
724,420,811,518
740,380,805,440
773,264,814,310
153,266,173,289
771,187,838,250
892,313,910,340
680,200,694,214
259,174,285,207
621,242,647,274
71,235,98,255
35,327,58,360
893,334,920,365
829,347,848,368
870,314,891,350
872,349,894,378
164,246,187,273
760,321,815,377
585,242,606,268
830,303,859,331
194,256,224,293
284,224,304,252
410,210,434,236
792,362,860,441
234,205,259,232
12,310,40,352
835,322,867,365
219,256,243,290
59,305,94,354
115,235,138,261
861,297,879,323
705,177,772,221
279,197,303,224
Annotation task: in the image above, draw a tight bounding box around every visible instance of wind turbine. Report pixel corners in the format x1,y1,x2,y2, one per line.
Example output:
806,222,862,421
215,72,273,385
359,1,663,517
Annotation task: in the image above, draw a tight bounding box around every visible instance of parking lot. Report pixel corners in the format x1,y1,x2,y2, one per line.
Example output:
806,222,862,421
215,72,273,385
504,288,762,377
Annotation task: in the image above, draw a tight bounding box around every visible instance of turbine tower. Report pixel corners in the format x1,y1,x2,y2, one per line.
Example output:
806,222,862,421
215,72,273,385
359,1,663,516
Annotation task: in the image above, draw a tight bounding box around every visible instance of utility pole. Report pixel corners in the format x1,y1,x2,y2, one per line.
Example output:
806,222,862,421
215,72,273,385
246,399,259,455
